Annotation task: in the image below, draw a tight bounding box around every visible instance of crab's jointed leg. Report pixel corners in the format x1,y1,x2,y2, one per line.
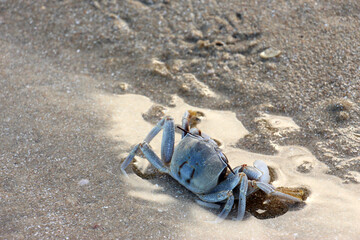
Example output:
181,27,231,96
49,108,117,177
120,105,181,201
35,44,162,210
161,117,175,163
241,160,302,202
181,111,191,138
254,182,302,202
196,168,251,222
121,143,141,175
236,172,249,221
121,117,175,176
139,143,170,174
195,200,221,209
240,160,270,184
215,193,234,223
197,167,241,202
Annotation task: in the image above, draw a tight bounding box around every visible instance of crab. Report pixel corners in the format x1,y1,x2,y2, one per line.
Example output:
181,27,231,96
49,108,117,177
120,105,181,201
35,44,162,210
121,111,302,222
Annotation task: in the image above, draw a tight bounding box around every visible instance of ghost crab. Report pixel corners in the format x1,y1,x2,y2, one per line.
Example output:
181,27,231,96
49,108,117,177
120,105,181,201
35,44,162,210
121,111,302,222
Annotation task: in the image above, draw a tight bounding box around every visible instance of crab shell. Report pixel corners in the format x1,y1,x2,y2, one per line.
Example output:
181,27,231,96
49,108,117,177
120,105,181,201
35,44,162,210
170,134,227,194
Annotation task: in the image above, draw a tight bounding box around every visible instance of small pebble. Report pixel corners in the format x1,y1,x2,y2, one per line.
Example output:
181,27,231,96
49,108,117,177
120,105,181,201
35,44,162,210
178,73,217,98
113,82,128,92
196,40,211,48
337,111,350,122
260,48,282,59
78,179,90,186
249,39,259,47
113,17,131,33
142,105,166,124
66,196,78,205
168,59,184,73
168,95,177,107
150,59,171,77
234,53,246,64
186,29,203,41
221,52,231,60
265,62,277,70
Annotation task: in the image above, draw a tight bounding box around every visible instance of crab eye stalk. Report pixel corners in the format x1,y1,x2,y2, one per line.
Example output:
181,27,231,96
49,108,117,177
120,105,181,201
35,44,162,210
177,126,191,135
220,153,235,175
224,160,235,175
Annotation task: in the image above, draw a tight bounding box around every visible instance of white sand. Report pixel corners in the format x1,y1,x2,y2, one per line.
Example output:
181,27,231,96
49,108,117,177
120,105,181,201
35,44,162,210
99,93,360,240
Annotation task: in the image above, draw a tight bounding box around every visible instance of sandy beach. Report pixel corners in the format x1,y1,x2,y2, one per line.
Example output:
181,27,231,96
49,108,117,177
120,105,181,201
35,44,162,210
1,0,359,239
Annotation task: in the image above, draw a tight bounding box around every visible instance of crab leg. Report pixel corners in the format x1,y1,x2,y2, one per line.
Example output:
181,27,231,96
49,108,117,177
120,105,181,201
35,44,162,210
181,111,191,138
255,182,301,202
241,160,302,202
144,118,167,143
161,118,175,163
240,160,270,183
121,143,141,175
139,143,170,174
236,172,248,221
195,200,221,209
215,193,235,223
121,117,175,175
197,167,241,202
196,168,244,223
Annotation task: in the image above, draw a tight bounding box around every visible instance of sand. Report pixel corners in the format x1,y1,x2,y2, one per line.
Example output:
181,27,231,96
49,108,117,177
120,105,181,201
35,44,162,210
1,0,359,239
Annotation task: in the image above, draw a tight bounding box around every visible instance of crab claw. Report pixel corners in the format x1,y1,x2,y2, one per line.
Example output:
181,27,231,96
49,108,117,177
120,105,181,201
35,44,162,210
240,160,271,183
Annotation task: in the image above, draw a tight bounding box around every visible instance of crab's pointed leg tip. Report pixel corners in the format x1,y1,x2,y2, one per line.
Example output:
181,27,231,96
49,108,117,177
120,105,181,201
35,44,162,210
120,169,130,178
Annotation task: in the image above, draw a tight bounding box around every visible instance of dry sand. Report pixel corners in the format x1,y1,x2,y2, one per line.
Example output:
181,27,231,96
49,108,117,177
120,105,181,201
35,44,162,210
1,0,359,239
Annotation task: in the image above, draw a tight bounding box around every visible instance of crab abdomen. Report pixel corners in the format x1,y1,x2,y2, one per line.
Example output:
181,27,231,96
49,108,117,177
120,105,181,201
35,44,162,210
170,135,226,194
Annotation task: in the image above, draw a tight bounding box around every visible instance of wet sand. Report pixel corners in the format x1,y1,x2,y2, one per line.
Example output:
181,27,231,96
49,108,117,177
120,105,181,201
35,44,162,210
1,0,359,239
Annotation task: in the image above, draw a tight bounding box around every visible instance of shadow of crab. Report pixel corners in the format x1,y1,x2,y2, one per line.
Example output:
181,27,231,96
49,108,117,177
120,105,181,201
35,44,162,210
245,187,309,220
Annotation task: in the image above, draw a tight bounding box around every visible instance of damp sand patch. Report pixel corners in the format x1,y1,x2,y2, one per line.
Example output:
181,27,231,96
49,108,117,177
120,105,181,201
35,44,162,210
98,93,360,240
